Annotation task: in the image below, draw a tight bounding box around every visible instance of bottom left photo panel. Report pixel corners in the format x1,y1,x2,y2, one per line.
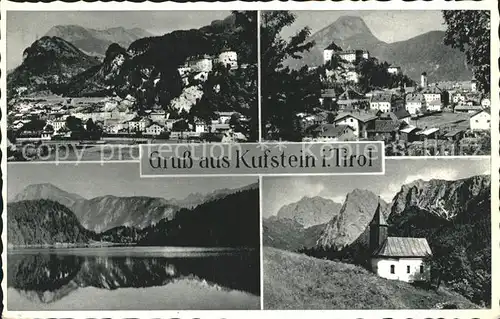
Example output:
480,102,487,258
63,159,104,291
6,162,261,311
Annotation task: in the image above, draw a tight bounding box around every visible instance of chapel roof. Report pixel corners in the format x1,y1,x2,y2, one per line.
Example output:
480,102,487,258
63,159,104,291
373,237,432,257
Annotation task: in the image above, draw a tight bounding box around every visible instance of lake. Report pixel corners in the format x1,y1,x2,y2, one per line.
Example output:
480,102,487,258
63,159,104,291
7,246,260,310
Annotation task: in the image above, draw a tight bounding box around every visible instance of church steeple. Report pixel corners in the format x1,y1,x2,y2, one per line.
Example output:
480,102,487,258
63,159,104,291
369,197,388,254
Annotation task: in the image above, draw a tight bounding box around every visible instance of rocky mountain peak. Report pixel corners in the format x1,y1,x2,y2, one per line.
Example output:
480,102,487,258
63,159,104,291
22,36,85,62
390,175,490,220
277,195,342,228
13,183,85,206
316,189,388,249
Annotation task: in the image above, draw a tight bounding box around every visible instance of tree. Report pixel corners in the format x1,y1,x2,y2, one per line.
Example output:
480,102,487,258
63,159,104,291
232,11,258,64
65,116,85,132
442,11,490,93
261,11,319,141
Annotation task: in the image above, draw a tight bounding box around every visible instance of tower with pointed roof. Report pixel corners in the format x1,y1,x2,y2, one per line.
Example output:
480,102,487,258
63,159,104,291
369,198,388,253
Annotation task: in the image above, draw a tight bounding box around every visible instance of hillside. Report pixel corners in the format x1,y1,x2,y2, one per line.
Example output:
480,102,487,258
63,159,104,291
139,187,260,247
7,36,100,98
7,199,94,246
62,11,256,103
70,196,179,233
285,16,471,82
264,247,477,309
276,196,341,227
45,25,153,57
263,217,325,251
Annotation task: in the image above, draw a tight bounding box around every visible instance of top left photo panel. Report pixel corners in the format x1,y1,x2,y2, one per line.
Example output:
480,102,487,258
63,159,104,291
6,11,258,162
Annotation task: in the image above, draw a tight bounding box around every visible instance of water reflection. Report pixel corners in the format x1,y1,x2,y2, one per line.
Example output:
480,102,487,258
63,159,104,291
8,249,260,308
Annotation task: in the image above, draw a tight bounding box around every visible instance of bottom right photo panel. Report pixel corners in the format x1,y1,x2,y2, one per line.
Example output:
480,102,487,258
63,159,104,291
262,158,491,310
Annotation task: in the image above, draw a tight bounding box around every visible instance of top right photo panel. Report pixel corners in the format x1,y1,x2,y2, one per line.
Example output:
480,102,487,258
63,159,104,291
260,10,491,156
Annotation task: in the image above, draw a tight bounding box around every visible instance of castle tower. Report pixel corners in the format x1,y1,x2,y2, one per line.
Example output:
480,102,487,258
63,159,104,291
421,72,428,88
369,198,388,253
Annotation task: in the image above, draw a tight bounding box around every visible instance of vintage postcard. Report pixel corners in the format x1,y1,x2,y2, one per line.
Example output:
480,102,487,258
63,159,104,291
1,1,498,319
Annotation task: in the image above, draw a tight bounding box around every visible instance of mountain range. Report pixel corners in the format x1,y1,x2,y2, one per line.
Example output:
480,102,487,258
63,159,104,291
11,182,257,233
285,16,472,82
45,25,153,58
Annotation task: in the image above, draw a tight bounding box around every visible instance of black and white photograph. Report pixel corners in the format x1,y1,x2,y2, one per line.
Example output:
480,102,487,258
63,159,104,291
262,158,490,309
6,10,258,161
6,163,261,310
261,11,491,156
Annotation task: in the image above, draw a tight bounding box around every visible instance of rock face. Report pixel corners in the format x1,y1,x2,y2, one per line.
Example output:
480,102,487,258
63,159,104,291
390,175,490,220
7,199,93,246
277,196,341,228
285,16,471,82
316,189,388,249
45,25,153,57
7,36,100,98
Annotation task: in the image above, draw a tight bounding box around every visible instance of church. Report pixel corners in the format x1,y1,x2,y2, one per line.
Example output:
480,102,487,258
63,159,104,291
369,201,433,283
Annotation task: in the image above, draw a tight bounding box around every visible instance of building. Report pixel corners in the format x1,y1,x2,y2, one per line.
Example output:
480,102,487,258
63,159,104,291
470,109,491,132
333,111,378,138
128,117,151,132
426,100,442,112
454,104,483,114
417,127,440,140
323,42,341,64
370,202,432,283
218,47,238,69
471,78,477,92
366,120,401,141
452,92,466,104
187,55,213,73
149,111,169,122
215,111,236,124
421,72,428,88
195,121,207,133
421,86,444,107
338,50,369,63
370,94,395,113
481,98,491,108
50,119,66,132
405,93,426,115
145,123,164,135
399,126,420,143
317,124,355,140
387,66,401,75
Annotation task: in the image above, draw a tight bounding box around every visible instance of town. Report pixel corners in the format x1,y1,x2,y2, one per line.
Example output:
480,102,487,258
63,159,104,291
297,47,491,156
7,47,254,160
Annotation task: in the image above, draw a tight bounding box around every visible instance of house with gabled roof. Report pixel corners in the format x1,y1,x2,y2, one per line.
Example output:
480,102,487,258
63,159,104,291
333,110,378,138
370,201,432,283
469,108,491,132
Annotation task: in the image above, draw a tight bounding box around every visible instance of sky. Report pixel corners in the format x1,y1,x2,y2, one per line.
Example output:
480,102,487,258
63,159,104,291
280,11,447,43
7,11,231,69
262,158,490,218
7,162,257,201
